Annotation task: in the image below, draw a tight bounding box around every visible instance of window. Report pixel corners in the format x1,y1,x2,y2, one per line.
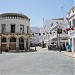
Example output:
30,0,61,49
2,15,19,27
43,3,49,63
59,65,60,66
19,37,24,50
10,37,16,42
19,38,24,43
73,19,75,26
27,26,29,34
1,37,6,42
56,21,58,24
72,8,74,13
20,25,24,33
11,25,15,33
51,23,53,27
1,24,6,33
69,21,71,28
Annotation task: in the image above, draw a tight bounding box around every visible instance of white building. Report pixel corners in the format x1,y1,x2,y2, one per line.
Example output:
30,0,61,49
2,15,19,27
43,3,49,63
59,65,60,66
42,18,68,50
0,13,31,52
39,27,44,43
67,5,75,52
39,27,45,47
30,27,40,46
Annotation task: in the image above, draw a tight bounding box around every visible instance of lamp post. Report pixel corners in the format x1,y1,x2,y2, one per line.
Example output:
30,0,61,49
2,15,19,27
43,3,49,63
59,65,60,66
57,27,62,52
55,6,64,52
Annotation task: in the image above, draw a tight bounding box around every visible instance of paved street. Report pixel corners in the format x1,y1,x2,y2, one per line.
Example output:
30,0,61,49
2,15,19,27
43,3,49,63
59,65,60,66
0,47,75,75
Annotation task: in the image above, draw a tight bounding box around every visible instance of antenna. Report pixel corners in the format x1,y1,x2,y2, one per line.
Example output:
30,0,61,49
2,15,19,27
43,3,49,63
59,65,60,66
61,6,64,21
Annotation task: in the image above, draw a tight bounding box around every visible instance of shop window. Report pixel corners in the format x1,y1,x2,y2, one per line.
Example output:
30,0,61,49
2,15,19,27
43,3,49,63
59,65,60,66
19,37,24,50
10,37,16,42
19,37,24,43
73,19,75,26
1,37,6,42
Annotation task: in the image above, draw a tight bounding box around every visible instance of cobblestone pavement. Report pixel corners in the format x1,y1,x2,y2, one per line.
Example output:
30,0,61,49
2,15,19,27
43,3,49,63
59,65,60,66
0,47,75,75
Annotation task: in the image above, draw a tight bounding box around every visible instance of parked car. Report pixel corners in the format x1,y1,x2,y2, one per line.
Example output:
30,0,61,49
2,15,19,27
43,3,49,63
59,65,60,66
48,44,59,50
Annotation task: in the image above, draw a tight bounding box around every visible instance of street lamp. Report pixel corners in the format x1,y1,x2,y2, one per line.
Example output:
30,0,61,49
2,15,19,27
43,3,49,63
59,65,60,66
57,27,62,52
56,5,64,52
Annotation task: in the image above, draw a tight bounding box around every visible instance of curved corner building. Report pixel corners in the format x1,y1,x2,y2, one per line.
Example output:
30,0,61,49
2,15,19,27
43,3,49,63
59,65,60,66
0,13,31,52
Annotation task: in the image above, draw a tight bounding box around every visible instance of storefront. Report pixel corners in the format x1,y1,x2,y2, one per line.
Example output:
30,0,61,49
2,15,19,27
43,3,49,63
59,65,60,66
69,32,75,52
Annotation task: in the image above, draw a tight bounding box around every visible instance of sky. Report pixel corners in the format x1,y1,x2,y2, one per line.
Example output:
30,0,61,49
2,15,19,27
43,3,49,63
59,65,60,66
0,0,74,27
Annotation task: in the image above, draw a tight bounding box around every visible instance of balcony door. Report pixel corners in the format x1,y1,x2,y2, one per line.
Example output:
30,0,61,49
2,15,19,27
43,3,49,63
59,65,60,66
1,24,6,33
11,24,15,33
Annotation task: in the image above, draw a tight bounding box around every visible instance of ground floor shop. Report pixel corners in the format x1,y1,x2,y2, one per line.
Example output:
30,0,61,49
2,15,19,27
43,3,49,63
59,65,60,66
45,37,68,51
0,34,30,52
68,37,75,52
68,32,75,52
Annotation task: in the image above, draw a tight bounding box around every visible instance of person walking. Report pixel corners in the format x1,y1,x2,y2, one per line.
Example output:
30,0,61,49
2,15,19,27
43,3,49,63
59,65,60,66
66,44,71,52
66,44,69,52
68,44,71,52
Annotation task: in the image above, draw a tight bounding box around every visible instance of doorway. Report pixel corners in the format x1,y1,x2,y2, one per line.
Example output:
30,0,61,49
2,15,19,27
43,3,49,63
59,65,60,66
19,37,24,50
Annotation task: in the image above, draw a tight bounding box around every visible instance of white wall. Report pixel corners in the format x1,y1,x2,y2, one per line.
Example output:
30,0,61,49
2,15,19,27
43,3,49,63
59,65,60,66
42,18,68,48
0,18,30,33
67,5,75,52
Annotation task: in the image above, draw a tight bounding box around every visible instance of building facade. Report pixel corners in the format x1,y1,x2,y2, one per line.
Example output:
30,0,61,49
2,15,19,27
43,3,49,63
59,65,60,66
67,5,75,52
39,27,45,47
0,13,31,52
42,18,68,50
30,27,40,46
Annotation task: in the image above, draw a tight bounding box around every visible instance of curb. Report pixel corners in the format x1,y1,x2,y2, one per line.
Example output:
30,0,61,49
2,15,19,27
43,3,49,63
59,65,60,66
61,53,75,58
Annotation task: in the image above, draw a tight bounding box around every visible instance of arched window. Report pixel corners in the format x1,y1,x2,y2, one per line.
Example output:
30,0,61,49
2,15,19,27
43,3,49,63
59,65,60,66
10,37,16,42
73,19,75,26
1,37,6,42
19,37,24,43
19,37,24,50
